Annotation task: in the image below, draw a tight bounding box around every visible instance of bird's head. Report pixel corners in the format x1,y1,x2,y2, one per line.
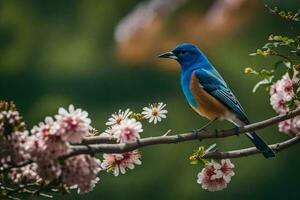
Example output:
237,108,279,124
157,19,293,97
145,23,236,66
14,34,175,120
158,43,206,69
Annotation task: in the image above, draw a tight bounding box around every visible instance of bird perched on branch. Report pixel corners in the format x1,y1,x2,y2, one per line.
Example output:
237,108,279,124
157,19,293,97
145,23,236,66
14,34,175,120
158,43,275,158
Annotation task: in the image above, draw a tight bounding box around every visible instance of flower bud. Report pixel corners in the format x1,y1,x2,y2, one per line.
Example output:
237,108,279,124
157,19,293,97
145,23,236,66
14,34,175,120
244,67,253,74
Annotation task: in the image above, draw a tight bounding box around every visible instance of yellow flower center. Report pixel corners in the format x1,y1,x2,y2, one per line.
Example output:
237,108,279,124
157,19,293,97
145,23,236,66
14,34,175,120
151,108,158,116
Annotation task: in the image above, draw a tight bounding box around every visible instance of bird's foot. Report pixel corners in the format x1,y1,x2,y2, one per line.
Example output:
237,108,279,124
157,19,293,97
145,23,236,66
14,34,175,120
192,128,200,135
234,126,240,136
192,128,203,141
214,129,219,137
192,127,207,134
192,118,218,139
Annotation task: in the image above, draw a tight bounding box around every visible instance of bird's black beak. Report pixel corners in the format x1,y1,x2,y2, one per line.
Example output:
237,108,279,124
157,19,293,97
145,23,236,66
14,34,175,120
158,51,178,60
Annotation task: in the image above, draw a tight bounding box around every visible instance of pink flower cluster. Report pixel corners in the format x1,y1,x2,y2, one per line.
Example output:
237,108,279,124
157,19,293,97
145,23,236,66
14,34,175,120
0,106,28,169
101,150,142,176
113,118,143,143
62,155,101,194
0,110,23,127
0,104,101,194
29,105,91,160
0,131,29,168
270,73,295,113
104,109,143,143
2,103,169,195
197,159,235,192
9,163,40,184
24,105,101,194
270,73,300,135
101,109,143,175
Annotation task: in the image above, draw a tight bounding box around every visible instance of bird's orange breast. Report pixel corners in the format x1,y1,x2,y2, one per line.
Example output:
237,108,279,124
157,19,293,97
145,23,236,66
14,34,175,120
190,73,230,120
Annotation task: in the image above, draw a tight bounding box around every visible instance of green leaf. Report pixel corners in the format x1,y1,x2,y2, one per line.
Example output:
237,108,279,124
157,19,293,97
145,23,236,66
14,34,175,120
274,60,285,69
284,61,292,69
252,77,273,93
260,69,274,77
204,143,217,154
288,67,294,79
296,90,300,99
262,42,275,49
190,160,199,165
286,99,296,109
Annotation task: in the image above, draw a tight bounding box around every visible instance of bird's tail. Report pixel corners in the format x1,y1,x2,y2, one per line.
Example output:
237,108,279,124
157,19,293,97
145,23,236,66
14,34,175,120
245,132,275,158
230,118,275,158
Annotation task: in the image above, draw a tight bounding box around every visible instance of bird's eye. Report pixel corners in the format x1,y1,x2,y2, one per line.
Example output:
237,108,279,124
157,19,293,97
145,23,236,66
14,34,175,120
178,51,187,56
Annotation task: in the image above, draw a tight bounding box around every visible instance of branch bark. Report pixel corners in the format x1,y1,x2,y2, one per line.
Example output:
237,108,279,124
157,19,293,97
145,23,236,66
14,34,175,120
203,135,300,159
67,108,300,156
2,108,300,174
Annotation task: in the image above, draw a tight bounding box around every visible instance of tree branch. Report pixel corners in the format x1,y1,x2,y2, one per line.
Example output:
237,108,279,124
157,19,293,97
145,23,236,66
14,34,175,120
2,108,300,174
67,108,300,156
203,135,300,159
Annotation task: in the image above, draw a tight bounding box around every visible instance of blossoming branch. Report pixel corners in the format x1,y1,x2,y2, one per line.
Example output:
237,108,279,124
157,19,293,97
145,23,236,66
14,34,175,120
1,100,300,199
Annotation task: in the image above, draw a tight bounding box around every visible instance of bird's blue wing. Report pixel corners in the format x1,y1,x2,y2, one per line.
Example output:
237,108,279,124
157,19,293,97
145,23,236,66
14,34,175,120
194,68,274,158
194,69,249,123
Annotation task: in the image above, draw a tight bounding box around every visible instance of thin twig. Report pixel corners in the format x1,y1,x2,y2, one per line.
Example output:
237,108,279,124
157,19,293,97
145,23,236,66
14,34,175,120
203,136,300,159
0,160,33,174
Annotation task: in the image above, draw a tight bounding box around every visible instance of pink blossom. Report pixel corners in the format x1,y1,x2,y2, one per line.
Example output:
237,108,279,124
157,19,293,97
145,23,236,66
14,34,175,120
106,109,132,126
31,117,59,137
270,73,300,135
278,116,300,136
277,74,295,101
279,119,293,135
29,117,69,160
9,163,40,183
270,73,296,113
62,155,101,194
269,83,277,95
55,105,91,143
0,104,29,169
292,116,300,133
101,150,142,176
113,118,143,143
0,131,29,168
8,131,30,163
0,110,23,127
36,160,62,182
270,93,289,113
197,159,235,192
28,136,69,161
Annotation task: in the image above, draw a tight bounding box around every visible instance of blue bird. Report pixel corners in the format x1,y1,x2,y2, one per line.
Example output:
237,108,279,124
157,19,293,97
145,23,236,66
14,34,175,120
158,43,275,158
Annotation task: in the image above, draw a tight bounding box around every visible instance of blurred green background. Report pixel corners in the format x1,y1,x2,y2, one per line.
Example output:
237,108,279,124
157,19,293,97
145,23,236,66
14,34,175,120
1,0,300,199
